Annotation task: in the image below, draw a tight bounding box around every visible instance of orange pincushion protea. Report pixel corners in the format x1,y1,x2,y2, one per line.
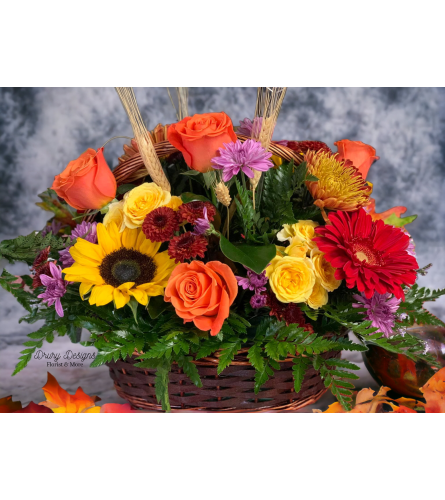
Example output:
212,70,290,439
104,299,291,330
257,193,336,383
304,150,372,216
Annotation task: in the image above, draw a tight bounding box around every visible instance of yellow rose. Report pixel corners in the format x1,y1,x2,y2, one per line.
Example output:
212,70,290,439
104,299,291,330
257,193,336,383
311,248,342,292
285,237,308,258
123,182,171,229
165,195,183,211
103,200,125,231
307,279,328,309
277,220,319,251
266,255,315,303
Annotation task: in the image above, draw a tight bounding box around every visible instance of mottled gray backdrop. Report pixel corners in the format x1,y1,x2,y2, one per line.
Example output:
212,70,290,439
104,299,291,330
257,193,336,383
1,87,444,407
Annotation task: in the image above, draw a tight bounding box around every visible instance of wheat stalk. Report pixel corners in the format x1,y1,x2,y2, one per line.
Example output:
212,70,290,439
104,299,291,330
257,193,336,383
167,87,189,121
115,87,171,192
249,87,287,207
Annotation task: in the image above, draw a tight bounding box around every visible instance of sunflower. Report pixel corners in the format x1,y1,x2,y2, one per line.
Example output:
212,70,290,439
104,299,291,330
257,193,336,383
304,150,372,217
63,222,177,308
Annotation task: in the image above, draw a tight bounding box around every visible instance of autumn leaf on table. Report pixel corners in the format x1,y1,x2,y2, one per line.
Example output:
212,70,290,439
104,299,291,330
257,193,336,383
0,396,22,413
39,373,101,413
100,403,137,413
15,402,53,413
420,366,445,413
318,387,393,413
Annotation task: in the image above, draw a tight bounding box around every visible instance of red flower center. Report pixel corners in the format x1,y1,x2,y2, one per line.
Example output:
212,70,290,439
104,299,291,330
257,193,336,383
351,238,383,266
153,213,168,229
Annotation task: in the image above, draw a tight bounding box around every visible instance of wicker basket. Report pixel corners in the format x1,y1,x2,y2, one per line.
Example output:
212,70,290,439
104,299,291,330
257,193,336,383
107,348,340,412
98,129,333,412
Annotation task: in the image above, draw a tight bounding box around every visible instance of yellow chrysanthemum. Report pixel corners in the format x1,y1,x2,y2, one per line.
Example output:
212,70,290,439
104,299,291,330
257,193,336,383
305,150,372,215
63,222,176,309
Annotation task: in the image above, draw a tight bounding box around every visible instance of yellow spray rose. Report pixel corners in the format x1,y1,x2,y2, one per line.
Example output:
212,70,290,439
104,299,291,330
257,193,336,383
307,279,329,309
311,248,342,292
103,200,125,232
123,182,171,229
266,255,315,303
165,195,183,211
285,237,308,258
277,220,319,251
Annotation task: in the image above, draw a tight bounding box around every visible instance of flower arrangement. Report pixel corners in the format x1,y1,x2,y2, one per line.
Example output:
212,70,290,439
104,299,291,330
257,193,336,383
1,87,444,412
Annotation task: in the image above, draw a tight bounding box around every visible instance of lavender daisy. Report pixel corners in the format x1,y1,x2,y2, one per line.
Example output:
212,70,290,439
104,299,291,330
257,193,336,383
250,292,267,309
353,292,402,338
236,268,268,293
238,117,288,146
59,221,97,268
193,207,211,236
37,262,67,317
211,140,273,183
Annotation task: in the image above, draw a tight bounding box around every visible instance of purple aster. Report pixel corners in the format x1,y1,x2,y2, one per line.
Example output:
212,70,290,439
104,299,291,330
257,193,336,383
59,221,97,268
37,262,67,317
353,292,402,338
212,140,273,183
193,207,211,236
250,292,267,309
42,219,63,237
237,117,288,146
236,268,268,293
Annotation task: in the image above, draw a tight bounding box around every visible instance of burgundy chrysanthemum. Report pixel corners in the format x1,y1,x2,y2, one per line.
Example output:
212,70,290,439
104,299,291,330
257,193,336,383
287,140,331,155
314,209,419,300
142,207,180,242
168,232,208,263
266,291,314,332
31,246,51,289
178,201,216,225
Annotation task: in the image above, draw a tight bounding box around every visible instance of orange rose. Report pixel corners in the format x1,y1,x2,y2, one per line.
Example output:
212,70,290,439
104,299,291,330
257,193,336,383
167,112,237,173
334,139,379,180
164,260,238,336
51,147,117,211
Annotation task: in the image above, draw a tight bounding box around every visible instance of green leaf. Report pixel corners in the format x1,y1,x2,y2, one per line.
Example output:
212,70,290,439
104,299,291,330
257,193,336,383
155,362,171,412
305,174,319,182
219,234,275,274
384,212,417,227
180,192,211,203
247,344,265,372
217,341,241,375
128,297,139,324
176,355,202,388
147,295,170,319
180,170,202,177
0,230,65,264
116,183,136,195
292,357,311,393
0,270,39,313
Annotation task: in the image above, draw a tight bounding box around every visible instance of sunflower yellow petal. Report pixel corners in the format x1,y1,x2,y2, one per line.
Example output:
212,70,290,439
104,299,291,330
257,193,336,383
129,288,149,305
74,238,105,262
89,285,114,306
113,288,131,309
64,274,104,285
79,282,93,299
97,223,120,254
137,235,161,257
136,284,165,296
69,246,100,267
117,282,135,291
121,227,139,250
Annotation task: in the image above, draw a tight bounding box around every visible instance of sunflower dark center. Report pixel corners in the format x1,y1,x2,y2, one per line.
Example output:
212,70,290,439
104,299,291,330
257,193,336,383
99,248,156,287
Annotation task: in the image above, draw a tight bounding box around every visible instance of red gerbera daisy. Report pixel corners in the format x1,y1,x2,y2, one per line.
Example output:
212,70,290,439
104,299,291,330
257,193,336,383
266,290,314,332
178,201,216,224
142,207,180,242
168,232,208,263
287,140,331,156
314,209,418,300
